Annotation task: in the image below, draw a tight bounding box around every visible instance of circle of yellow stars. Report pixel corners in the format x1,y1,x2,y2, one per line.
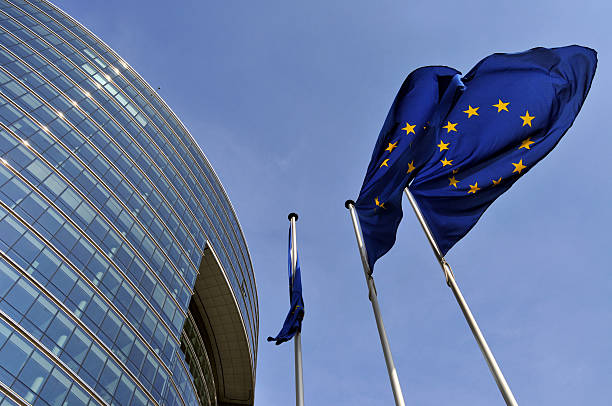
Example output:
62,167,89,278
374,97,537,208
437,98,536,194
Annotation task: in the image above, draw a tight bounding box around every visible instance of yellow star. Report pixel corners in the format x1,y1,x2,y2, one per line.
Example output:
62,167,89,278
440,157,453,167
442,121,458,133
385,141,398,153
406,160,415,173
468,182,480,194
493,99,510,112
448,176,459,188
437,140,450,152
401,123,416,135
492,177,502,186
518,138,535,150
463,105,479,118
520,111,535,127
375,197,386,210
452,168,459,174
380,158,390,168
512,159,527,174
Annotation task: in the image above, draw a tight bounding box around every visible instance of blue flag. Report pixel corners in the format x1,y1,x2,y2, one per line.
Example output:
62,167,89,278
267,223,304,345
356,66,461,271
356,46,597,270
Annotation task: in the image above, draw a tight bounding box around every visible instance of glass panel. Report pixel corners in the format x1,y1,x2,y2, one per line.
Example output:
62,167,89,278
18,351,52,396
25,294,57,331
38,368,71,405
0,332,32,375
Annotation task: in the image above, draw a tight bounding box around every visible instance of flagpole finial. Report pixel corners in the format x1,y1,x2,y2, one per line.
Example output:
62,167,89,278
345,200,356,209
288,212,299,221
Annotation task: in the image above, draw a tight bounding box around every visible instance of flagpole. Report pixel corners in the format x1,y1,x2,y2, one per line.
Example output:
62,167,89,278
288,213,304,406
403,188,518,406
345,201,406,406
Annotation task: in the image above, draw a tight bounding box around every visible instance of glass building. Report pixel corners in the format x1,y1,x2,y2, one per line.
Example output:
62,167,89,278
0,1,257,405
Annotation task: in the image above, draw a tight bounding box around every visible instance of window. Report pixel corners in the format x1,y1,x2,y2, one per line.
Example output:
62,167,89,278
50,263,77,296
114,374,135,405
64,329,91,363
25,295,57,332
38,368,70,405
98,361,120,395
30,247,61,281
84,295,106,326
68,280,92,313
16,191,45,223
18,351,52,399
100,312,120,342
4,278,38,316
36,208,64,236
63,385,89,406
0,332,32,376
82,344,105,380
0,259,19,297
46,312,74,349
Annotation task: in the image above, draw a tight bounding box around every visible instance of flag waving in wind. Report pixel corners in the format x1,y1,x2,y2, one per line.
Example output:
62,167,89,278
267,222,305,345
356,46,597,269
355,66,461,271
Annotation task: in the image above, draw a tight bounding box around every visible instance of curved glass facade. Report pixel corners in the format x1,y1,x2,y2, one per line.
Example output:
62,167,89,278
0,1,257,405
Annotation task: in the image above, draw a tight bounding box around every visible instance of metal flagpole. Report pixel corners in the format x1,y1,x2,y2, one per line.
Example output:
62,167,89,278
344,201,406,406
403,188,518,406
288,213,304,406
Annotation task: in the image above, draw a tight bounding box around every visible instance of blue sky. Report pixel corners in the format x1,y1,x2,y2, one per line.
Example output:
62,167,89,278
55,1,611,404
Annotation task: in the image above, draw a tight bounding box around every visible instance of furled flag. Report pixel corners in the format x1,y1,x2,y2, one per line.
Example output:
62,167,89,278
267,223,304,345
356,46,597,269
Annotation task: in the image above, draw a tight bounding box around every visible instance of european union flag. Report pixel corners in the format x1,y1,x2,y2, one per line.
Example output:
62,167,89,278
356,66,461,271
357,46,596,270
267,223,304,345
